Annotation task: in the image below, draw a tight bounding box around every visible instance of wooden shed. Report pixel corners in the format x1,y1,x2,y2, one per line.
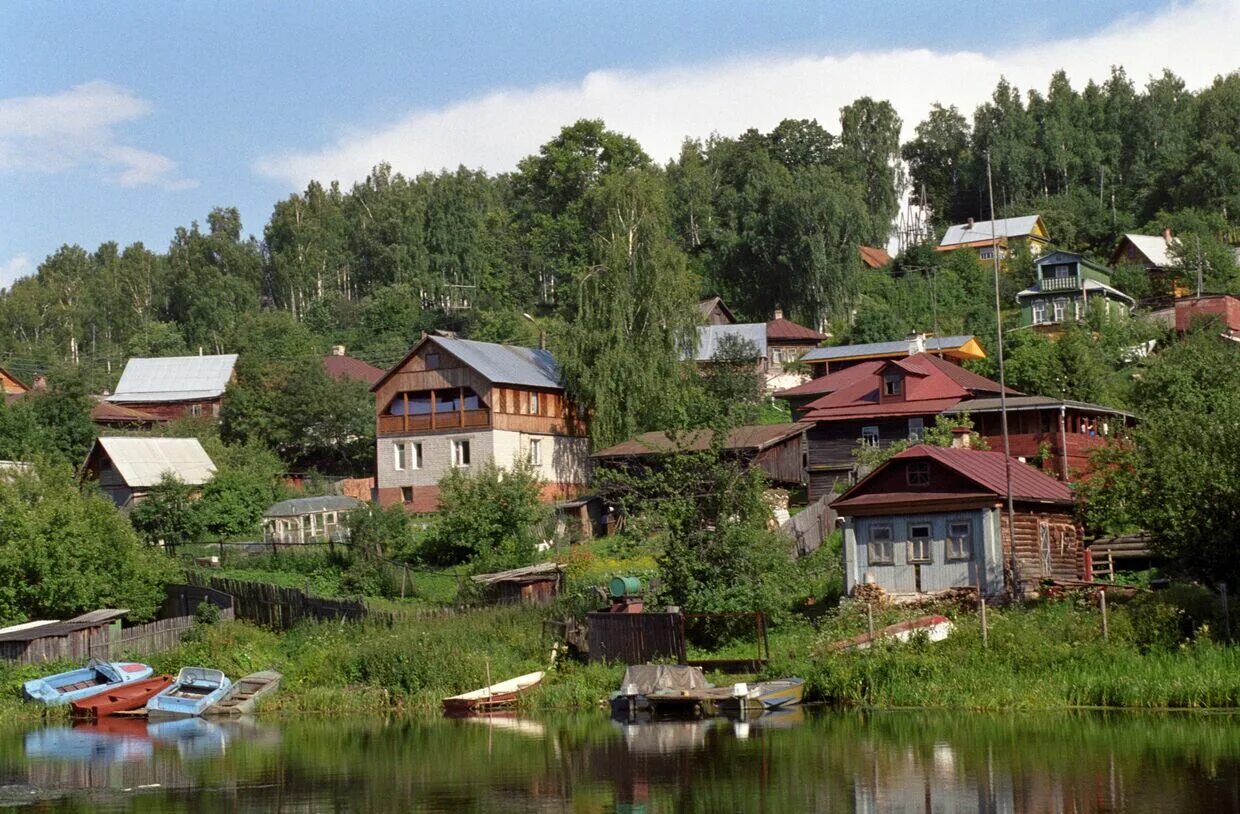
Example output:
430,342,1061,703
471,563,565,605
0,609,128,665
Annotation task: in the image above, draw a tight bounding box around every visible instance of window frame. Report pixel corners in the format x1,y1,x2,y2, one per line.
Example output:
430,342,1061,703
394,442,407,471
1053,298,1068,322
908,522,933,564
882,373,903,397
946,520,973,561
1032,300,1048,324
452,439,472,467
868,524,895,565
530,392,540,415
906,461,931,487
861,426,880,448
529,438,542,466
425,352,440,370
411,442,423,470
908,417,925,441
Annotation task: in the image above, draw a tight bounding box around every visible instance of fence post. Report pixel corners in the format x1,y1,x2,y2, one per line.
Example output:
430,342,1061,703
401,566,408,600
980,596,988,647
867,602,875,641
1222,583,1231,642
1099,589,1108,640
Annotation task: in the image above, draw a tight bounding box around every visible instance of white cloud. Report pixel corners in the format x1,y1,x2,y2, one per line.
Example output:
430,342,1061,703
0,254,32,290
0,81,197,190
255,0,1240,190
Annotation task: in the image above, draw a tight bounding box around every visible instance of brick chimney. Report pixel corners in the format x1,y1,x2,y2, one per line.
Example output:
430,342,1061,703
331,345,346,356
773,308,783,321
950,427,972,449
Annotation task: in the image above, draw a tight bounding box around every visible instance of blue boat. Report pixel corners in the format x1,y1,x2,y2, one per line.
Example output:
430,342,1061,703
23,659,154,705
146,667,232,719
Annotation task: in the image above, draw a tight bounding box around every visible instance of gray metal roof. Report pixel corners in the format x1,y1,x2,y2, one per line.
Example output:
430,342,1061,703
1120,233,1178,268
940,215,1043,247
263,495,364,518
110,354,238,403
431,337,561,389
693,324,767,361
944,395,1135,418
94,436,216,488
801,335,976,363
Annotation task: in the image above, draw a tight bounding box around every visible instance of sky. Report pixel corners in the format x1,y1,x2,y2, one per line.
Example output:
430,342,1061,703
2,0,1238,289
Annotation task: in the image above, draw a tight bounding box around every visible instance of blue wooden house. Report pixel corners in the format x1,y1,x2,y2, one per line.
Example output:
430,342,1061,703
832,443,1083,598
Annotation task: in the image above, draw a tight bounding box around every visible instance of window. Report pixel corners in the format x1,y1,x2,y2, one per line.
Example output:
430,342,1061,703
771,348,782,365
529,438,542,466
394,443,407,471
861,426,880,447
425,352,440,370
868,525,894,565
908,523,932,563
906,461,930,487
189,403,202,417
411,442,423,469
211,403,221,417
452,439,471,467
1032,301,1048,324
1053,298,1068,322
400,486,413,503
979,247,994,260
908,417,925,441
1049,263,1073,280
530,392,540,415
882,373,903,396
947,521,972,560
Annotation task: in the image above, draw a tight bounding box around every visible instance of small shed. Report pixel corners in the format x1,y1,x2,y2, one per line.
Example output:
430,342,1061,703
0,609,128,665
81,436,217,509
471,563,565,605
554,495,609,540
262,495,364,547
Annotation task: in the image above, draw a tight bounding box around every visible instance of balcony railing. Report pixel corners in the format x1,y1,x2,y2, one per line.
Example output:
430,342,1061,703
1039,275,1081,292
378,409,490,435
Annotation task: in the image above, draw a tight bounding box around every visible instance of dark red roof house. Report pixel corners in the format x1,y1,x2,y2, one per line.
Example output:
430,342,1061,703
832,442,1083,599
324,347,384,386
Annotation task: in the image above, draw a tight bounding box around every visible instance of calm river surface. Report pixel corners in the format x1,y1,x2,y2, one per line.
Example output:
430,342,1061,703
3,709,1240,812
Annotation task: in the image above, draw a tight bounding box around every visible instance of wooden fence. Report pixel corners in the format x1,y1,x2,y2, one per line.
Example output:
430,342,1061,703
587,612,685,664
1,615,216,666
781,494,836,557
185,572,387,629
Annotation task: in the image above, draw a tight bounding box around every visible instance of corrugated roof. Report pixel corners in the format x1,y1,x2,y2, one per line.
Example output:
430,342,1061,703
263,495,364,518
1118,233,1178,268
774,360,882,400
939,215,1043,248
833,444,1073,510
766,317,826,342
374,336,562,391
93,437,216,488
109,354,237,403
323,354,384,386
694,324,767,361
1016,277,1135,307
944,395,1135,419
859,245,893,268
802,336,977,364
593,423,805,458
0,610,128,643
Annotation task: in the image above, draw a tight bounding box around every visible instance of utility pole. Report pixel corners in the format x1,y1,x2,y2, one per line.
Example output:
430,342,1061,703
987,152,1019,597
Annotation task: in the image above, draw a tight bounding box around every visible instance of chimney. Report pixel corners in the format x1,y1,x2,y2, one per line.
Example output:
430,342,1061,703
907,333,926,355
1162,228,1173,243
773,308,784,321
950,427,972,449
331,345,346,356
967,217,975,229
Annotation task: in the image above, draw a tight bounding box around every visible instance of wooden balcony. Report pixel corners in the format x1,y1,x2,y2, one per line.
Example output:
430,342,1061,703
378,409,490,436
1038,275,1081,292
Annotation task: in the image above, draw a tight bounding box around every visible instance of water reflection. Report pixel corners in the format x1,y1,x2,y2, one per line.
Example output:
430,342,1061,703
3,709,1240,812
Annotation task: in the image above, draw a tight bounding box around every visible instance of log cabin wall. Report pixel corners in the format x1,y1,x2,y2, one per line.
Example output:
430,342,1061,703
1000,506,1085,591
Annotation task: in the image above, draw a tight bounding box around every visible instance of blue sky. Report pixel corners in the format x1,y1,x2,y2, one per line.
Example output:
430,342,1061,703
1,0,1234,287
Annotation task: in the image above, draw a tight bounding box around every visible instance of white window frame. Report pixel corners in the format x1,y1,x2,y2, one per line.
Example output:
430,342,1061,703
529,438,542,466
868,524,895,565
394,443,407,471
861,426,880,447
908,523,933,564
947,520,972,561
1053,298,1068,322
1032,301,1047,324
908,417,925,441
452,439,471,467
530,392,539,415
189,403,203,417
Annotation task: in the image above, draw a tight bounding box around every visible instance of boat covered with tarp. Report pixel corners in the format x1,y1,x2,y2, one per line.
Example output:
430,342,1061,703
609,664,711,718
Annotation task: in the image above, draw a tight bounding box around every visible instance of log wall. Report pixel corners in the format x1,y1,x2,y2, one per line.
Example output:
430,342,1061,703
1000,507,1085,591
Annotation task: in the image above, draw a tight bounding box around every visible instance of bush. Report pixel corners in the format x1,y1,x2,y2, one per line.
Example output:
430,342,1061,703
421,461,549,571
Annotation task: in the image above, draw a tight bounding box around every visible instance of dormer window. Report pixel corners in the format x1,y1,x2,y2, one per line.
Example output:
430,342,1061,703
883,373,903,397
906,461,930,487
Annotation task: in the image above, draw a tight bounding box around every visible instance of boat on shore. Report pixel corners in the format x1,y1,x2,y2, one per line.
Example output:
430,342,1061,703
442,671,544,715
23,660,154,705
824,614,954,652
147,667,232,719
715,678,805,715
207,670,282,716
70,675,174,718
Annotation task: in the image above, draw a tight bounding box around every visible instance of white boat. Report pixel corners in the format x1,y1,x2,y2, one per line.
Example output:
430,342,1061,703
442,671,544,714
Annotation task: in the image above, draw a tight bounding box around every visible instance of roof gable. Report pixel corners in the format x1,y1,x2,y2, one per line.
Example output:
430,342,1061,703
939,215,1046,248
698,296,737,324
90,437,216,488
694,324,768,361
765,316,826,343
800,353,1014,419
110,354,238,403
372,335,563,392
1113,233,1178,268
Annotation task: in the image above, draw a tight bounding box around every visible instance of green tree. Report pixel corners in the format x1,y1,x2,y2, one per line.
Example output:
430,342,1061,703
129,474,205,554
422,461,549,571
694,334,764,426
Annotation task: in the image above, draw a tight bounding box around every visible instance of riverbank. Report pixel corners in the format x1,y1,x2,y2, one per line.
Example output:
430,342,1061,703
7,586,1240,716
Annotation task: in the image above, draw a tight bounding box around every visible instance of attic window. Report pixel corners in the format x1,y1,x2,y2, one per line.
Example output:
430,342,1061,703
425,352,440,370
883,373,903,396
906,461,931,487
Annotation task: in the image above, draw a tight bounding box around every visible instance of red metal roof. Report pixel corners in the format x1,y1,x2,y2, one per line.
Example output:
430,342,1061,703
773,361,881,399
765,317,826,342
324,354,386,386
859,245,892,268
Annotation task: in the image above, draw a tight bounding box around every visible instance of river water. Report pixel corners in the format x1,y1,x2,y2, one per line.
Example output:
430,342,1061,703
3,709,1240,812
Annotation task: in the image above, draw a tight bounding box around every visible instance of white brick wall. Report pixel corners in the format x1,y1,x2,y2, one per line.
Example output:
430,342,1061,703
376,430,497,490
493,430,590,486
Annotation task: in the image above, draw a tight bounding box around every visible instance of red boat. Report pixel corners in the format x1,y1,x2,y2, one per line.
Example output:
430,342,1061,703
71,674,175,718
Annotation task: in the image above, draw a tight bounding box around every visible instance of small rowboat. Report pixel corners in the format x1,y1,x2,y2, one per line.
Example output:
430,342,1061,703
23,659,154,706
147,667,232,719
715,678,805,715
442,671,544,715
825,614,954,652
207,670,282,716
70,675,174,718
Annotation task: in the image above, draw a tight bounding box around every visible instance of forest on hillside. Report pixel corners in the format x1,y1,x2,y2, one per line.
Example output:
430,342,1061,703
1,67,1239,452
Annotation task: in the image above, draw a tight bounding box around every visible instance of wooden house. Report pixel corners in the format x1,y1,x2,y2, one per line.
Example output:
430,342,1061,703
833,443,1083,599
262,495,364,547
693,303,827,393
81,436,216,509
323,346,384,386
0,366,29,398
90,399,165,430
1017,251,1134,331
1110,231,1189,297
698,296,737,326
372,335,590,512
105,354,237,420
793,334,987,383
591,424,807,488
936,215,1050,260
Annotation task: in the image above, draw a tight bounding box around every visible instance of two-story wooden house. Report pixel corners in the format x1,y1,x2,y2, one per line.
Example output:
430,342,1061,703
936,215,1050,261
372,336,590,512
1017,251,1134,331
